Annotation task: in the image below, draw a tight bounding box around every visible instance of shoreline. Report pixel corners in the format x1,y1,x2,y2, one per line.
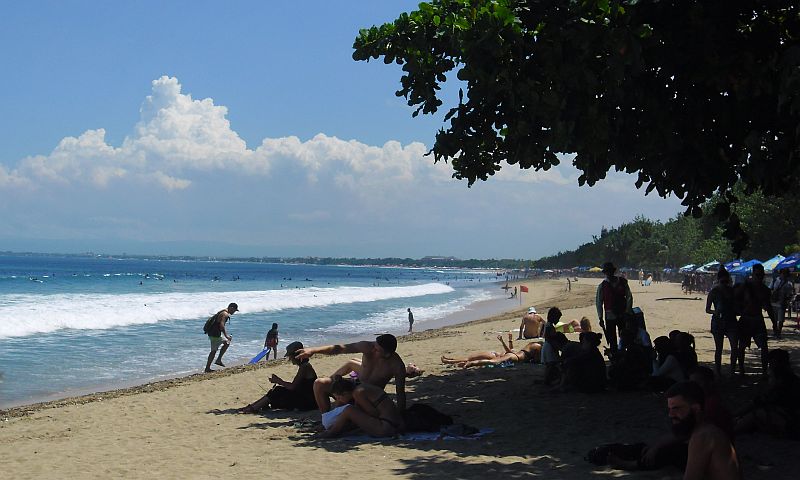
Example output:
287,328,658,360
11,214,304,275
0,282,524,416
3,277,798,479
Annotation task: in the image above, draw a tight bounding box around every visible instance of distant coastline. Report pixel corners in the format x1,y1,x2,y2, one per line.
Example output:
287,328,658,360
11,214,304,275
0,250,534,270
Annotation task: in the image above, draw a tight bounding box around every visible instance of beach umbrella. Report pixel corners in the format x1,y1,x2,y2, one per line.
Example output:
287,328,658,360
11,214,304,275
589,266,602,272
728,259,762,275
695,260,720,273
761,255,785,273
775,253,800,271
724,259,743,270
678,264,696,273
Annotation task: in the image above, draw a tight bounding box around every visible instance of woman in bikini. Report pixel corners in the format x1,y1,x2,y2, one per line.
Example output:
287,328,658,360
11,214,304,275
441,334,542,368
320,375,405,438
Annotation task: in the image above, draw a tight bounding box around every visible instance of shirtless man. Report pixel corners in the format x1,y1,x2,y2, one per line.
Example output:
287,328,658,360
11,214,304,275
666,381,740,480
518,307,545,340
295,334,406,413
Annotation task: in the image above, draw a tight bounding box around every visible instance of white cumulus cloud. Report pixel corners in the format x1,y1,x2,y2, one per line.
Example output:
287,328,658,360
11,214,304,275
1,76,573,196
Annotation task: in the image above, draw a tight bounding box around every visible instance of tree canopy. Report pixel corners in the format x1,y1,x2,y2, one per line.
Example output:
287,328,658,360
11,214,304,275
532,186,800,269
353,0,800,253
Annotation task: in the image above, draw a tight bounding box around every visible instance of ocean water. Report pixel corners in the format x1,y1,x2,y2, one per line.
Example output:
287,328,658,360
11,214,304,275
0,253,503,408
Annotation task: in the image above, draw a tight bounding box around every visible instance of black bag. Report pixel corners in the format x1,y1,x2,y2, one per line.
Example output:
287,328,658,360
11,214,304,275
585,442,645,466
402,403,454,432
203,313,221,336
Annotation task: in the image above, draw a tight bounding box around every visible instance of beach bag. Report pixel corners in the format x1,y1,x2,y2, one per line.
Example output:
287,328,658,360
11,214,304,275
402,403,454,432
203,313,221,336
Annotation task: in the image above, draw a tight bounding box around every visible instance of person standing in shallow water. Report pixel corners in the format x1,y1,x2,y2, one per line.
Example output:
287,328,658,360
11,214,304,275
205,302,237,372
407,308,414,333
264,323,279,360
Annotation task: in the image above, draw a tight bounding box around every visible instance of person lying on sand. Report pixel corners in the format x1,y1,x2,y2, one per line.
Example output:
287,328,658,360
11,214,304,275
319,375,405,438
441,334,541,368
553,316,592,334
331,358,424,379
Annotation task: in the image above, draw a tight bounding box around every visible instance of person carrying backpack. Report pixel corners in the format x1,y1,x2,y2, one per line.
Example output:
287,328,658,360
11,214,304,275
596,262,633,354
204,302,238,372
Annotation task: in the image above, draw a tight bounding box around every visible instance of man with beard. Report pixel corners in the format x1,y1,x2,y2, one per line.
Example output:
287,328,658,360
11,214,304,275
667,381,740,480
606,380,739,478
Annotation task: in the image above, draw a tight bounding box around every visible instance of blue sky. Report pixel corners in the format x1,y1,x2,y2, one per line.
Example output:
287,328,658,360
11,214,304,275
0,1,682,259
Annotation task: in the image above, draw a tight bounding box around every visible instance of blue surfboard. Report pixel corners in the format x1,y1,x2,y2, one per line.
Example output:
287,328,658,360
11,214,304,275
249,347,271,364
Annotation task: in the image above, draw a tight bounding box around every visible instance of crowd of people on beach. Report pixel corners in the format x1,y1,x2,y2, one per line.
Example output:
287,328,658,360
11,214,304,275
199,259,800,479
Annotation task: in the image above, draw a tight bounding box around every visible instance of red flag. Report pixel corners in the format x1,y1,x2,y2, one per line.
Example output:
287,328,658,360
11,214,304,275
520,285,529,293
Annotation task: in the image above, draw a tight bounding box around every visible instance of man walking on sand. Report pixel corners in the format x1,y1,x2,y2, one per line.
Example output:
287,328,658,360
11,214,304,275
596,262,633,353
295,334,406,413
408,308,414,333
205,302,238,372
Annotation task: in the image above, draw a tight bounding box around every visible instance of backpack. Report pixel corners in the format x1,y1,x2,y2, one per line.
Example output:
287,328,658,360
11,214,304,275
203,312,221,336
603,277,629,315
402,403,454,432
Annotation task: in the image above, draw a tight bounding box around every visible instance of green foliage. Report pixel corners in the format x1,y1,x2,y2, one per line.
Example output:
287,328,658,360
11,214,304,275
354,0,800,253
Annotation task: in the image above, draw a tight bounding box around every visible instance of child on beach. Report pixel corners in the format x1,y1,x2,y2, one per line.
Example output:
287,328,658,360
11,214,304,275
264,323,279,360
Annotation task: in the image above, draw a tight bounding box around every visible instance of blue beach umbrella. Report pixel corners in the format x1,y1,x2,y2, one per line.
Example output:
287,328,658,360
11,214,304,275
695,261,720,273
724,259,743,270
761,255,785,273
775,253,800,271
728,259,762,275
678,264,696,273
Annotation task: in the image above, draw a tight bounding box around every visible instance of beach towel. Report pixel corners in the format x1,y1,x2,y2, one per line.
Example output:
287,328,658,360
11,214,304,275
342,427,493,442
321,404,350,429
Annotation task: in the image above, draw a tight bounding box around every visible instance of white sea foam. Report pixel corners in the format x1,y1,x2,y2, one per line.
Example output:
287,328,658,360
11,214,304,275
321,288,494,335
0,283,454,338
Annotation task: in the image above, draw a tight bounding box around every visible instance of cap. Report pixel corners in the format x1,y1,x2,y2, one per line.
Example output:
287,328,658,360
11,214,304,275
227,302,239,312
601,262,616,273
284,341,303,357
527,307,537,314
375,334,397,354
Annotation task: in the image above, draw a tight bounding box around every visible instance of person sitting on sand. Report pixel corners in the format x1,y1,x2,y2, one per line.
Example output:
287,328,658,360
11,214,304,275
441,334,542,368
648,336,687,392
608,323,653,391
559,332,606,393
540,307,565,380
238,341,317,413
295,334,406,413
543,332,582,386
518,307,545,339
319,375,405,438
734,349,800,439
603,380,740,479
554,316,592,334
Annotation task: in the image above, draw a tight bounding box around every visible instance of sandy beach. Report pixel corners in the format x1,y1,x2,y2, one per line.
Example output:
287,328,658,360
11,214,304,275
1,278,797,479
